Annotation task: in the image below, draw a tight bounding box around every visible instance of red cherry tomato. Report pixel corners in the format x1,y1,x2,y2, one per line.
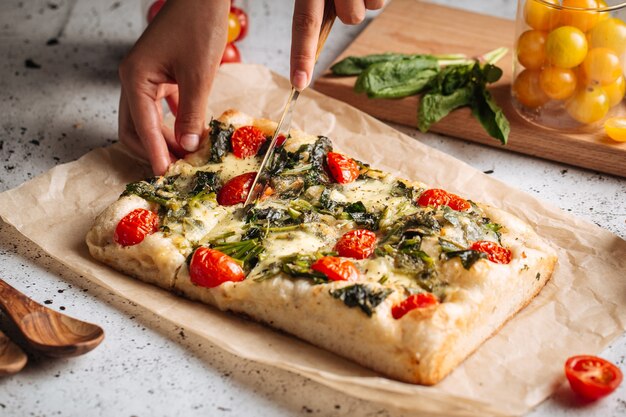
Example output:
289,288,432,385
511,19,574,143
469,241,512,264
391,293,439,319
311,256,359,282
147,0,166,23
217,172,257,206
327,152,359,184
335,229,377,260
189,247,245,288
221,43,241,64
565,355,623,400
114,208,159,246
230,6,249,41
231,125,267,159
275,134,287,147
417,189,470,211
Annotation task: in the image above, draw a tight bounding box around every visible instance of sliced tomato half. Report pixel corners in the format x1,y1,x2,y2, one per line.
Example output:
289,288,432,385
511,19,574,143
565,355,623,400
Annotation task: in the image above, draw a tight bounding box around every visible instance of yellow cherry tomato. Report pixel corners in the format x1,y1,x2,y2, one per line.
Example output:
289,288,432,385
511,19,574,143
559,0,601,33
525,0,560,31
596,0,610,21
604,117,626,142
588,17,626,55
582,48,622,85
546,26,588,68
227,12,242,43
539,67,578,100
566,86,610,123
517,30,548,70
514,69,551,108
603,75,626,107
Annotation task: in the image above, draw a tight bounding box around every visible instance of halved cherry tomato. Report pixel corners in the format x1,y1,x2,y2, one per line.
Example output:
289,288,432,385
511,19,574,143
221,43,241,64
327,152,359,184
189,247,245,288
217,172,257,206
231,125,267,159
114,208,159,246
335,229,377,260
311,256,359,282
565,355,623,400
417,189,471,211
230,6,249,41
470,241,512,264
391,293,439,320
605,117,626,142
147,0,166,23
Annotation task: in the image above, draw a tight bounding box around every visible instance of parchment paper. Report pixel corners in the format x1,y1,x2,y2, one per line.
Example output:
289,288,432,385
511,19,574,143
1,64,625,417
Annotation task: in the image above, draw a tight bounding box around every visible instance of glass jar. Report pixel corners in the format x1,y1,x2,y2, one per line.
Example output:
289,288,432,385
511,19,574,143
513,0,626,131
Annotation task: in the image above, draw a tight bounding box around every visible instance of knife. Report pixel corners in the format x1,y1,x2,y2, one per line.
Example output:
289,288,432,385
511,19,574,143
244,0,337,207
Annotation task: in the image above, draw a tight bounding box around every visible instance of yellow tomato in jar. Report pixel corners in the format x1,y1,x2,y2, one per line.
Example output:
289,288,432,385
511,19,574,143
566,86,610,123
546,26,588,68
514,69,551,108
596,0,610,21
603,75,626,107
559,0,601,33
582,48,622,85
227,12,242,43
588,17,626,55
539,67,578,100
604,117,626,142
524,0,560,31
517,30,548,70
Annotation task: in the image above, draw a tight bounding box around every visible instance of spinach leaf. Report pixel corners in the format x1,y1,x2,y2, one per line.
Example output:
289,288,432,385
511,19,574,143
444,250,487,269
122,180,169,206
304,136,333,187
418,85,473,132
190,171,220,196
208,119,234,163
245,207,290,226
394,249,435,278
330,53,414,75
403,211,441,236
471,87,509,145
344,201,380,230
355,57,439,98
329,284,393,317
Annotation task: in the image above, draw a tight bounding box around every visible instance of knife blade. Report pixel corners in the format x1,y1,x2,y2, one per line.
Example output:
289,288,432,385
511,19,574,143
244,0,336,208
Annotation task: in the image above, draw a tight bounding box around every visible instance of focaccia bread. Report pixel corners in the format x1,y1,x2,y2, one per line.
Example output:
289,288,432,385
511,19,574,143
86,109,557,385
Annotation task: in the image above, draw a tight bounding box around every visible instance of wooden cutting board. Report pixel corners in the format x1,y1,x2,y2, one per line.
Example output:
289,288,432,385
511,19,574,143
314,0,626,177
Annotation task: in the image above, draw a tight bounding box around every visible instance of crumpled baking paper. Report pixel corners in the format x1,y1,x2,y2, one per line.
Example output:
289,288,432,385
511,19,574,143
0,64,624,417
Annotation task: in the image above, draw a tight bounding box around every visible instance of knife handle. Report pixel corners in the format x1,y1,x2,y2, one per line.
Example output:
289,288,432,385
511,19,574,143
315,0,337,61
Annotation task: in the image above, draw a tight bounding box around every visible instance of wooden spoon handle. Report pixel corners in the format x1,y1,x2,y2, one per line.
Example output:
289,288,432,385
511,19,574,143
315,0,337,61
0,329,27,375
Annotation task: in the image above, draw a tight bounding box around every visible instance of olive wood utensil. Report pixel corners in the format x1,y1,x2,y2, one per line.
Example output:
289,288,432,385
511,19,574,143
0,279,104,357
0,329,27,375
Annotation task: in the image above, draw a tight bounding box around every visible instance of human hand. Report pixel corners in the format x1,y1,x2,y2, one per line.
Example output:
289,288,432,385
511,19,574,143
290,0,385,90
118,0,230,175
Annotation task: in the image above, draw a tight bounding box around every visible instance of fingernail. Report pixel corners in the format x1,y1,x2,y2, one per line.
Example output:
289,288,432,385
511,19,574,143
292,70,309,91
180,134,200,152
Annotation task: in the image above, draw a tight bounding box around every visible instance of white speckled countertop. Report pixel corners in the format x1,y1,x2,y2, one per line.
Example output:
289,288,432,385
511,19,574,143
1,1,624,416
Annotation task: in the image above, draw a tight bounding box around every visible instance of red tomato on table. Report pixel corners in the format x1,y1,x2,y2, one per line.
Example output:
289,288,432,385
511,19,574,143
217,172,257,206
114,208,159,246
189,247,245,288
565,355,623,400
391,293,439,319
470,241,512,264
327,152,359,184
311,256,359,282
335,229,377,260
231,126,267,159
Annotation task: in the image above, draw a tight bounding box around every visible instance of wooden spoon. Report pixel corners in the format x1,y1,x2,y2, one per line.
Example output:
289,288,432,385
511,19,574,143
0,279,104,357
0,329,27,375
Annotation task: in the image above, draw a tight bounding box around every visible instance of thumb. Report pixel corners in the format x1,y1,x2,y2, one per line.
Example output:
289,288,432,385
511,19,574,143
174,78,210,153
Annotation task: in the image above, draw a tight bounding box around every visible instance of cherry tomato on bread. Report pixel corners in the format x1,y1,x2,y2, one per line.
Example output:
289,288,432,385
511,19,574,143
565,355,623,400
217,172,257,206
311,256,359,282
327,152,359,184
335,229,377,260
114,208,159,246
189,247,245,288
469,241,512,264
392,293,439,319
417,189,471,211
231,125,267,159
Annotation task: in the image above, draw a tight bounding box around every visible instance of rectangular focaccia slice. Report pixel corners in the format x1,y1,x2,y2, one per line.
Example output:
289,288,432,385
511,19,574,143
87,109,557,385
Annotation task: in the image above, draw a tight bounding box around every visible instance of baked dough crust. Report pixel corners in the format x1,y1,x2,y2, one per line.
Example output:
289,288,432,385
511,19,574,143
86,110,558,385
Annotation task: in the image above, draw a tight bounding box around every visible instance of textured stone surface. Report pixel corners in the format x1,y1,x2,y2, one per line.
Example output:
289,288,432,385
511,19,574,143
0,1,624,416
